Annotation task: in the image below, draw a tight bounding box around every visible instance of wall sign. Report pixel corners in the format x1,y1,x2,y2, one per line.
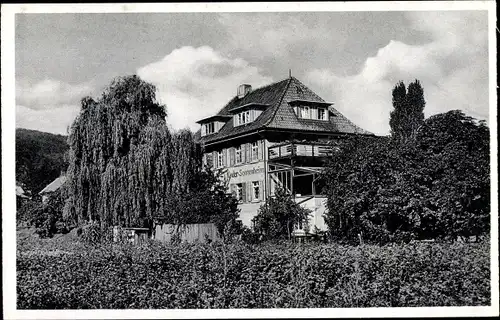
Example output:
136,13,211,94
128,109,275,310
224,163,265,180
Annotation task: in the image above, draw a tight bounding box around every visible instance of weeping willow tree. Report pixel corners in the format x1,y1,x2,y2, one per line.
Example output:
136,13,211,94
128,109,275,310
63,75,202,228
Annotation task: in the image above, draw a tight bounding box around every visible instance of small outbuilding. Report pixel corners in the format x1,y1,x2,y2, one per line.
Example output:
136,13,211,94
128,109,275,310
39,175,66,204
113,226,151,245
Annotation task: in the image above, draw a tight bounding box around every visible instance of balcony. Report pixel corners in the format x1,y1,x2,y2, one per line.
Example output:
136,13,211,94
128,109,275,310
268,142,335,160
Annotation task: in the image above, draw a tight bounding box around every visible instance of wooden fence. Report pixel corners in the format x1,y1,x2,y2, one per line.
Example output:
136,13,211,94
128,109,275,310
154,223,221,244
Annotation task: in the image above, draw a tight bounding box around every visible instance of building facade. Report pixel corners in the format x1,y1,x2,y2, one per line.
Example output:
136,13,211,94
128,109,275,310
196,76,372,230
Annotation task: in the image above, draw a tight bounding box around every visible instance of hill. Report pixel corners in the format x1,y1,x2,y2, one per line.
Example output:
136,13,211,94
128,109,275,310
16,128,69,194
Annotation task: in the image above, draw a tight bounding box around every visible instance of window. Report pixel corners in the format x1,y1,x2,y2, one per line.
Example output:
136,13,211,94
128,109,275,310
296,106,328,121
235,145,242,164
217,151,224,168
318,108,326,120
234,110,253,126
252,181,260,200
236,183,243,201
206,153,213,167
251,141,259,161
205,122,216,134
301,106,310,119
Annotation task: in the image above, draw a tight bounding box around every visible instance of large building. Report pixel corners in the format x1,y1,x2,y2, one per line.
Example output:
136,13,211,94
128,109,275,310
196,76,372,230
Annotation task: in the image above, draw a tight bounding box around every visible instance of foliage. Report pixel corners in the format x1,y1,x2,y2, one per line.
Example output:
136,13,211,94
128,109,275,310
16,128,69,194
64,75,170,228
321,110,490,244
159,166,240,238
21,188,70,238
63,75,238,232
79,223,114,245
252,187,312,240
17,239,490,309
416,110,490,239
389,80,425,142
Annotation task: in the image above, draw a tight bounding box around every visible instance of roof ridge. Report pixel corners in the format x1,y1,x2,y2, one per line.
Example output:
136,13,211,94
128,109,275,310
245,77,290,94
263,77,293,128
290,76,325,102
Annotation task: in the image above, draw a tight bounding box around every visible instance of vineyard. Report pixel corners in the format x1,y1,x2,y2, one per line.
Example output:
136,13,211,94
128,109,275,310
17,233,490,309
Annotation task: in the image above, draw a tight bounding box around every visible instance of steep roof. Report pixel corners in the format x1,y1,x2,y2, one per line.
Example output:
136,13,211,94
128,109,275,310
16,185,28,198
39,176,67,195
197,77,372,144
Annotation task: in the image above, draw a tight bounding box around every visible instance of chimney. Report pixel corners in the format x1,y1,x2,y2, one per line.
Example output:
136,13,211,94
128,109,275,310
237,84,252,99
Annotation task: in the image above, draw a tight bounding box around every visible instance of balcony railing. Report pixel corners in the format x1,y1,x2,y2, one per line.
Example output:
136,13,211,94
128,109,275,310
268,142,334,160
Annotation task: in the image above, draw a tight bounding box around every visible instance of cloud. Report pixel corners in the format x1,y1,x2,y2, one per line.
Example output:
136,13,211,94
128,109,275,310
305,11,489,136
16,104,80,135
218,13,317,58
137,46,273,131
16,79,94,110
15,78,94,134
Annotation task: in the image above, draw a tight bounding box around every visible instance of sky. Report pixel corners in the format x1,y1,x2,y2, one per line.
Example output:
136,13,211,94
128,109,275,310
15,10,490,136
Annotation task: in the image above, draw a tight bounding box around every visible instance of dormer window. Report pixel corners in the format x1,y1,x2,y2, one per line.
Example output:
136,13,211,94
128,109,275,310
289,100,333,121
296,106,328,120
230,103,269,127
197,115,232,137
235,110,252,126
205,122,216,135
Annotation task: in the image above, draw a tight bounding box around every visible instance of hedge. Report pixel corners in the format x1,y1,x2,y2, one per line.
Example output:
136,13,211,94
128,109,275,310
17,239,490,309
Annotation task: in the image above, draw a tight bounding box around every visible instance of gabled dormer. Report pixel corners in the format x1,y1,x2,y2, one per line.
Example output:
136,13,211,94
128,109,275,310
229,102,269,127
197,115,232,137
288,100,333,121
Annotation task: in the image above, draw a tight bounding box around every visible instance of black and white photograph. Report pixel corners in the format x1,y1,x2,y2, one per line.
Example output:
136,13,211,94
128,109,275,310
1,1,498,318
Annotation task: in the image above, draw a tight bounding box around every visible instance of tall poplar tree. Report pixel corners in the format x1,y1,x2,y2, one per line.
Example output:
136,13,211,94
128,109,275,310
389,80,425,142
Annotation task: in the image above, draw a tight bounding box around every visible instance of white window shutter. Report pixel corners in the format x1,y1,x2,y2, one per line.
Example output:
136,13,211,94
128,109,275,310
241,182,247,202
212,151,217,168
260,180,265,201
229,147,235,166
258,140,263,161
247,182,252,202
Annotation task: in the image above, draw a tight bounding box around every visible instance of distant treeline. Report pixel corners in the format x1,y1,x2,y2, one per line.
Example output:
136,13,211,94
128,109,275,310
16,128,69,194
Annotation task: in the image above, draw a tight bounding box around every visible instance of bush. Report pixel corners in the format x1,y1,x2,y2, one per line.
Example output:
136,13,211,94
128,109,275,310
17,240,490,309
79,223,113,245
252,187,312,240
21,189,70,238
322,110,490,244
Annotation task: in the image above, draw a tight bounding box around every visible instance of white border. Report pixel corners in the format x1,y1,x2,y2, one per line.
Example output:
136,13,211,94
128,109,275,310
0,1,495,13
2,2,498,319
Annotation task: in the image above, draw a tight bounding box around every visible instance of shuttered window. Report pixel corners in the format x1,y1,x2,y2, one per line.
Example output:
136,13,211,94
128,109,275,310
237,183,246,202
230,184,237,198
251,142,259,161
217,151,224,168
206,153,213,167
235,145,242,164
252,181,260,201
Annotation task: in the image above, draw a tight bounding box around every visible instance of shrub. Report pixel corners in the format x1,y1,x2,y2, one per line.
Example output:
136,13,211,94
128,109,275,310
17,239,490,309
80,223,113,245
22,188,70,238
252,187,312,240
322,110,490,244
